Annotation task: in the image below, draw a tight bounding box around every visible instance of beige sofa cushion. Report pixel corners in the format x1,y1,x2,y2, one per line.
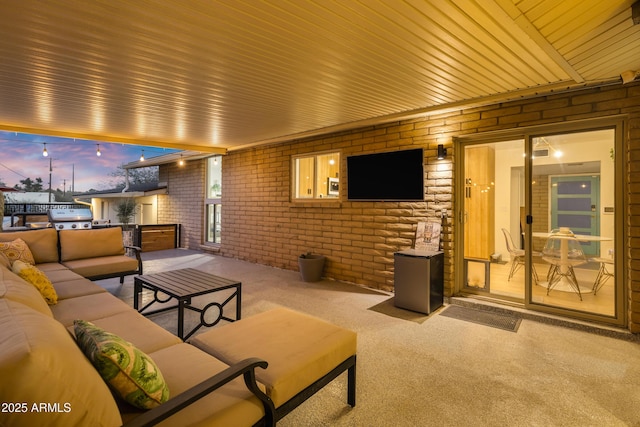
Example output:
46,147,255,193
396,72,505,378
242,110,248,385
121,343,267,427
0,264,52,317
0,299,122,427
0,228,59,264
59,227,125,261
53,278,107,300
42,267,85,283
72,310,182,354
50,292,132,327
62,255,139,278
35,261,71,272
0,252,10,269
191,307,357,407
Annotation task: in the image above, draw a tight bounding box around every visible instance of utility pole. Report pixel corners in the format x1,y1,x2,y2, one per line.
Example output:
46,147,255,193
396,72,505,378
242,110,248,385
48,157,52,202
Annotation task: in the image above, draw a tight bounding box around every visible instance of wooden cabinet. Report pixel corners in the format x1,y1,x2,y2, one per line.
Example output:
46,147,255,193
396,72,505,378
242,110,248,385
135,224,179,252
464,146,495,259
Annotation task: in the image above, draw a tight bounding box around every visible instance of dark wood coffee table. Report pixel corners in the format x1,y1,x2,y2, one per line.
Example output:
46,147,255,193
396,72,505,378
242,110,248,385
133,268,241,340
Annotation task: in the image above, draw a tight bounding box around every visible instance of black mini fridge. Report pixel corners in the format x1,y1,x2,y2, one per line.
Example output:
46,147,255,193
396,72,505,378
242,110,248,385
394,249,444,314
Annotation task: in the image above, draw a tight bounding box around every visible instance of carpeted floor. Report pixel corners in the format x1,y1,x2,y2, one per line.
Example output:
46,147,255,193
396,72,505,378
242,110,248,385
100,249,640,427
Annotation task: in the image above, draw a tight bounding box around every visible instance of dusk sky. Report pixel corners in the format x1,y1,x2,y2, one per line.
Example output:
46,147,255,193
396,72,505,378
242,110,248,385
0,131,178,192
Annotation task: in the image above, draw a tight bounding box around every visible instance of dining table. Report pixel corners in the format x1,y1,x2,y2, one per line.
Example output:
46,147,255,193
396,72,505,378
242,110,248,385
531,230,612,294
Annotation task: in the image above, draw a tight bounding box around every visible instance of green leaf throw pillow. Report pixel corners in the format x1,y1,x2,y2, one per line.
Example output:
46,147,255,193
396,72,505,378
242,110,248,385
74,320,169,410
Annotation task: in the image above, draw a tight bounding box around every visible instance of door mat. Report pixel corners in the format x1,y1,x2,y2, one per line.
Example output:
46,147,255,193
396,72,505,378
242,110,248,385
368,297,432,324
439,305,521,332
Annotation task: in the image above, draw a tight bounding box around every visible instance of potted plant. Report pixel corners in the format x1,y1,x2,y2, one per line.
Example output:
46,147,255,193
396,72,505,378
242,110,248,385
114,199,139,254
114,198,138,228
298,252,326,282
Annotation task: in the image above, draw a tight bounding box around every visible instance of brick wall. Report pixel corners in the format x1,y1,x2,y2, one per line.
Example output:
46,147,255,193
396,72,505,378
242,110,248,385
158,160,205,249
221,128,453,292
169,82,640,332
532,174,549,252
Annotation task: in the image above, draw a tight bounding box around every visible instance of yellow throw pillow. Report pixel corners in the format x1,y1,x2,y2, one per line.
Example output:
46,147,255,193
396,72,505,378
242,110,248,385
11,260,58,305
0,238,36,265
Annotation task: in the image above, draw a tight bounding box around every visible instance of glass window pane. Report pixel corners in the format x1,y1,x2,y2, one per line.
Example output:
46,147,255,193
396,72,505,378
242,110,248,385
315,153,340,198
206,204,221,244
207,157,222,198
295,157,314,198
557,214,591,228
557,198,592,211
557,181,590,194
293,152,340,200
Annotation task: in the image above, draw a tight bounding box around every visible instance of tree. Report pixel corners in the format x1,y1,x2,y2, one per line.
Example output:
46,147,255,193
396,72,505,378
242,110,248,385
106,165,159,190
53,188,74,202
13,177,44,192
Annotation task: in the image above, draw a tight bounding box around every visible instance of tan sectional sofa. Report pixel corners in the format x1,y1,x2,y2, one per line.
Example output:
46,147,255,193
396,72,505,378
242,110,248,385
0,227,357,426
0,227,278,426
0,227,142,283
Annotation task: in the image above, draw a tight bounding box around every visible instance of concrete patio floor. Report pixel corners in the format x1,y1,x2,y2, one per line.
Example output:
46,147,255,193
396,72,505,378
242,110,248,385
100,248,640,427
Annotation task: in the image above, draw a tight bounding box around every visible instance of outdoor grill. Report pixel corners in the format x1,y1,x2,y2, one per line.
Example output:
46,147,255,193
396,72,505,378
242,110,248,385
48,208,93,230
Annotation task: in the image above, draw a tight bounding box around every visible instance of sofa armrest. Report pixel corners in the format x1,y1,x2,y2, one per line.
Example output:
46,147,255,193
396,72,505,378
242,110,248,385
124,245,143,275
122,357,276,427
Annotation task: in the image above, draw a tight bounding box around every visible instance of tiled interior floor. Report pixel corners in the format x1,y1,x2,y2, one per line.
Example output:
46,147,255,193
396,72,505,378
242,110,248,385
100,249,640,427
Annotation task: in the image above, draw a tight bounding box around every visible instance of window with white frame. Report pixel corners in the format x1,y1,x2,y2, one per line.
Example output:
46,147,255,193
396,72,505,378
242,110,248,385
205,156,222,244
292,152,340,200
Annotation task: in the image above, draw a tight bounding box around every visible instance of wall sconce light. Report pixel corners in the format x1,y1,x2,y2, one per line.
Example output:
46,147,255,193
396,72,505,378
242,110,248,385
437,144,447,160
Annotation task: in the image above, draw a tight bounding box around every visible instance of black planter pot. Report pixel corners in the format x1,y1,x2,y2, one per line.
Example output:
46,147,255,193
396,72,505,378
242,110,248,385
298,254,326,282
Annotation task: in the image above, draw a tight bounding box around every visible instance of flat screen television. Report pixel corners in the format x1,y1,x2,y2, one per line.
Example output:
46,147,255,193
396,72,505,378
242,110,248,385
347,148,424,201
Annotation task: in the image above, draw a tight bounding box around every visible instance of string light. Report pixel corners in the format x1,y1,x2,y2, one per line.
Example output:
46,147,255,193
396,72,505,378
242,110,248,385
42,143,48,157
96,144,101,157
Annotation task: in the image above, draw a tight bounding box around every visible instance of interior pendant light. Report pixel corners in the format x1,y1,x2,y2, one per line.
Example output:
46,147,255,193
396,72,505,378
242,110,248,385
140,150,145,162
178,154,184,166
96,144,101,157
42,143,48,157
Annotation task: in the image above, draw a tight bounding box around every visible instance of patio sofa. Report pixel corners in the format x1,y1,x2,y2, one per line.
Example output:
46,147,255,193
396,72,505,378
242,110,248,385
0,227,142,283
0,227,357,426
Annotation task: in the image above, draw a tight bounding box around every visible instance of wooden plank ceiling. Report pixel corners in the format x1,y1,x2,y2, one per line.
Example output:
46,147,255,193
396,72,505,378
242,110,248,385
0,0,638,153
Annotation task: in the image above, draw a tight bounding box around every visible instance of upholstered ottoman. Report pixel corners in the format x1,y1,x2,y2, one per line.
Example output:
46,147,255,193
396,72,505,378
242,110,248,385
190,307,357,421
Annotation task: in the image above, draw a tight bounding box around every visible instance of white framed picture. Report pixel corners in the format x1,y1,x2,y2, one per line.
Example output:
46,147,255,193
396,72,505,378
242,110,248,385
327,177,339,196
415,221,441,251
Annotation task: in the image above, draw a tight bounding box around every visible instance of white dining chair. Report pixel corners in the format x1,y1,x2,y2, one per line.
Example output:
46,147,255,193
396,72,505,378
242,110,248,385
542,234,588,300
590,256,614,295
501,228,539,284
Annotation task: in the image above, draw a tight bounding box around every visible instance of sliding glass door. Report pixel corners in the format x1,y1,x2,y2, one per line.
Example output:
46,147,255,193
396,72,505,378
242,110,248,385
458,124,623,324
462,139,526,301
529,129,617,317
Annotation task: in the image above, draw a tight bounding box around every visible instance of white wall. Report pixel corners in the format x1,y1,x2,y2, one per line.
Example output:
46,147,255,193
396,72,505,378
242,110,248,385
91,195,158,225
